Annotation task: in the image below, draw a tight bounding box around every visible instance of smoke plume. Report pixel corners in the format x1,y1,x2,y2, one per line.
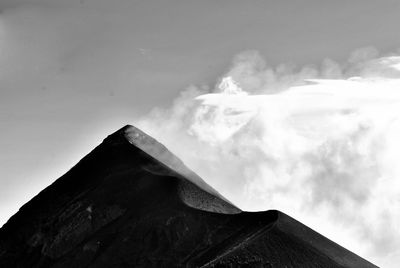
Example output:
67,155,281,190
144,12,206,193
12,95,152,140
136,48,400,267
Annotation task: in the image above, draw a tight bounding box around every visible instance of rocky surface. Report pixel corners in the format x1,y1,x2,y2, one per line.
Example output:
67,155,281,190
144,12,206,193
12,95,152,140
0,125,377,267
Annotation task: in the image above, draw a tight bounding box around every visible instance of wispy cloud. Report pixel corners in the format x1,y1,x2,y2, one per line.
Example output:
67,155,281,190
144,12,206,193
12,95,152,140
136,48,400,267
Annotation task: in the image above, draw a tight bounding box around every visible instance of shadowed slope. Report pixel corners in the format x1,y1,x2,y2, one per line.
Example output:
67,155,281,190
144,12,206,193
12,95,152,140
121,125,239,212
0,125,377,267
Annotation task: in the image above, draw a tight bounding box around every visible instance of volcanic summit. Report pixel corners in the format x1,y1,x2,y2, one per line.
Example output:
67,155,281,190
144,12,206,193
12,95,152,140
0,125,377,267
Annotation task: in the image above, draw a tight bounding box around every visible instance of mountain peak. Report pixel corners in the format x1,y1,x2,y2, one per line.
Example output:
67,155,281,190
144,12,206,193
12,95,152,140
0,124,377,268
105,124,240,214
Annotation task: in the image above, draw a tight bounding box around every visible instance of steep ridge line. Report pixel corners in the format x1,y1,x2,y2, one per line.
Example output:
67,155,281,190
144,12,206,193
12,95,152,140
112,125,241,214
0,125,378,268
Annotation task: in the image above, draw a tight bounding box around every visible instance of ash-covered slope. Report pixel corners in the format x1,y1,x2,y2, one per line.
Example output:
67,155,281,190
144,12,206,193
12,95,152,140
0,125,377,268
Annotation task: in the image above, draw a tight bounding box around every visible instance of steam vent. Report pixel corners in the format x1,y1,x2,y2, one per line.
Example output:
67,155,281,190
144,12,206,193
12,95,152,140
0,125,377,267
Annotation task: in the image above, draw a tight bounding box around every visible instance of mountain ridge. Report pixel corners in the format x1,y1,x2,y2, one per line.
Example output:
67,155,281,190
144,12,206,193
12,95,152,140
117,124,240,211
0,125,377,267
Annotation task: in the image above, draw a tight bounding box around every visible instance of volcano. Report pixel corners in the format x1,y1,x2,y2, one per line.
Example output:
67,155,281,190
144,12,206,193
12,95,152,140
0,125,377,267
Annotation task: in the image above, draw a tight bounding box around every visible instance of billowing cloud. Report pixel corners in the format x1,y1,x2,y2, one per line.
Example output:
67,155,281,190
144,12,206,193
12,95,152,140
136,48,400,267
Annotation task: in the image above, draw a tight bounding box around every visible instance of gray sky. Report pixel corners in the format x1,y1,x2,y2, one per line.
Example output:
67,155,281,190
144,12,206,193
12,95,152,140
1,0,400,265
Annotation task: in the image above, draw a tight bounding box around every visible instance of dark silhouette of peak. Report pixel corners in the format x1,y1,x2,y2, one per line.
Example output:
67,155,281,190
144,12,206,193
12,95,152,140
111,125,238,207
0,125,377,267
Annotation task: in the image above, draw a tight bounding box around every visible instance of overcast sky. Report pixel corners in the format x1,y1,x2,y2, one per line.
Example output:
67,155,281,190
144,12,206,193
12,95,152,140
1,1,400,266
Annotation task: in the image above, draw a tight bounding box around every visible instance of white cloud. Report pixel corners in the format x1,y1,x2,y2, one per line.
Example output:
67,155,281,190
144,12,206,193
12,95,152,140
136,49,400,267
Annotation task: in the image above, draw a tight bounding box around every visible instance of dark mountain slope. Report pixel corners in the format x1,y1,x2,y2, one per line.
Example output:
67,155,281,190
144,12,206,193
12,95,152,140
0,125,377,267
